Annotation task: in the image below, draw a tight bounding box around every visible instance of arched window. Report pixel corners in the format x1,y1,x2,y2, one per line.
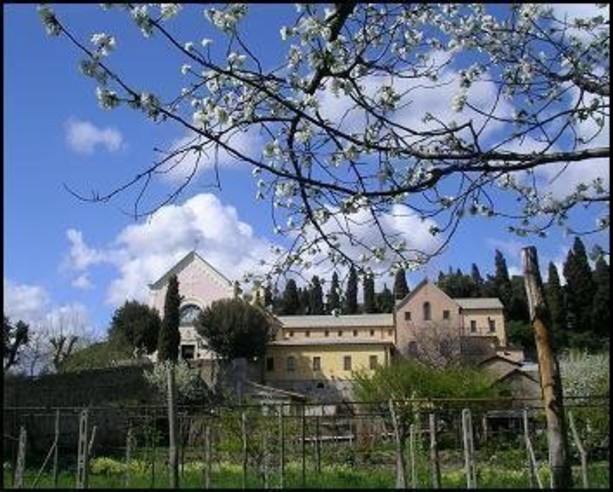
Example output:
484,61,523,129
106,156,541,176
179,304,202,326
423,301,431,321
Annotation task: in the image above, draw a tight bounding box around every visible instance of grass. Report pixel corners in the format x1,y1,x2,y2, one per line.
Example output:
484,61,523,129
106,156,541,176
3,457,610,488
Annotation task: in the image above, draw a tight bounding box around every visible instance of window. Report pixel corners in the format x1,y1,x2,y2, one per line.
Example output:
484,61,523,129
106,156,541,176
423,302,431,320
179,304,202,326
404,311,412,321
343,356,352,371
338,330,343,337
470,320,477,333
443,310,450,320
408,341,418,355
369,355,378,369
388,329,393,336
266,357,275,372
488,318,496,333
287,356,296,372
313,356,321,371
324,330,329,337
181,345,195,360
353,329,358,337
289,331,294,337
305,330,310,337
370,329,375,336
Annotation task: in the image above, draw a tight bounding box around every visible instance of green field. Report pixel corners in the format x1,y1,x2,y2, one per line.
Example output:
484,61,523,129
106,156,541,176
3,457,609,489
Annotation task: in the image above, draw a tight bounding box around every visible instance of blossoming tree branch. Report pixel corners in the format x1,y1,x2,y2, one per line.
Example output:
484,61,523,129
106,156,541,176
39,3,609,279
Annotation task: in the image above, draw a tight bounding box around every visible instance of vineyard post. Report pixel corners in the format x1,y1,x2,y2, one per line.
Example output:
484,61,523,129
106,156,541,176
461,408,476,489
14,425,27,489
429,413,441,488
53,409,60,488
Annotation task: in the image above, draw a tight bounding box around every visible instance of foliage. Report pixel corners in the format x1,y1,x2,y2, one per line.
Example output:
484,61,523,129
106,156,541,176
393,268,409,300
362,273,376,313
505,320,535,358
344,265,358,314
546,262,568,349
108,300,162,356
157,274,181,362
196,297,273,360
280,279,300,315
591,256,610,343
563,237,596,347
59,339,133,372
143,359,210,404
3,315,29,370
375,284,394,314
326,271,341,313
493,250,513,317
38,4,610,278
559,350,609,450
309,275,324,314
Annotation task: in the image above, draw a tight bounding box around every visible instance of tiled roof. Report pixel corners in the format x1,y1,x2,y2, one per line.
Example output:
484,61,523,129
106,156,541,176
268,338,394,347
455,298,504,309
277,314,394,328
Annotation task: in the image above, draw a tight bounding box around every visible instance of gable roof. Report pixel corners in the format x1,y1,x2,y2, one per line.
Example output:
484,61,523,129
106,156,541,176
393,278,458,312
277,313,393,328
148,250,232,290
455,298,504,309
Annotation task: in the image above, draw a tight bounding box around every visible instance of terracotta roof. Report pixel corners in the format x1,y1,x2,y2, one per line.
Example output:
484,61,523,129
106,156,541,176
268,338,394,347
455,298,504,309
277,314,393,328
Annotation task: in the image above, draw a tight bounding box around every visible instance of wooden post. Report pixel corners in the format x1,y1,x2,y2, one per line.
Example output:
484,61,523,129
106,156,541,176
14,425,27,489
204,423,211,489
461,408,476,489
167,363,179,489
76,409,89,489
523,409,543,489
263,419,269,490
241,412,248,490
301,405,306,487
522,246,573,489
125,426,133,488
315,416,321,474
151,409,157,488
388,399,407,488
429,413,441,489
53,409,60,489
409,423,417,489
87,425,97,456
568,411,589,489
278,404,285,489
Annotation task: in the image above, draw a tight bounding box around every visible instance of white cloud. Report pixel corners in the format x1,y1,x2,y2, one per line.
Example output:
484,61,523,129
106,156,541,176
3,279,51,323
72,273,94,290
65,118,124,154
159,127,261,182
63,228,107,271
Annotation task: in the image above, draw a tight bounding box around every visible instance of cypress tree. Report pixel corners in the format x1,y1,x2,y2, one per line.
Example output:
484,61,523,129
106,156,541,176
310,276,324,315
158,274,181,362
470,263,484,297
327,272,341,313
263,284,274,310
493,250,513,316
591,256,610,343
344,266,358,314
298,287,310,314
563,237,596,343
376,284,395,313
363,273,376,313
282,279,300,315
393,267,409,300
546,262,568,349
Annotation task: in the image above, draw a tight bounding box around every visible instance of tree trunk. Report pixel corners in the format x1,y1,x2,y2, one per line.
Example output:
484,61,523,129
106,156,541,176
522,246,573,489
388,399,407,488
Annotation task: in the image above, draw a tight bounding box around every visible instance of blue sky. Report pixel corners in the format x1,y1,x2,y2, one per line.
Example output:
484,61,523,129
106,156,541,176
4,4,609,340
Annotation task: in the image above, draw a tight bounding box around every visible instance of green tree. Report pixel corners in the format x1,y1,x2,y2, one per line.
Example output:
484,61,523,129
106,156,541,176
344,266,358,314
3,316,29,370
376,284,395,313
546,262,568,349
263,284,274,310
363,273,376,313
591,256,610,344
157,274,181,362
309,275,324,315
470,263,484,297
108,300,162,356
563,238,596,347
60,339,133,373
393,268,409,300
298,286,310,314
196,298,273,360
326,272,341,313
493,250,513,317
281,279,300,315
